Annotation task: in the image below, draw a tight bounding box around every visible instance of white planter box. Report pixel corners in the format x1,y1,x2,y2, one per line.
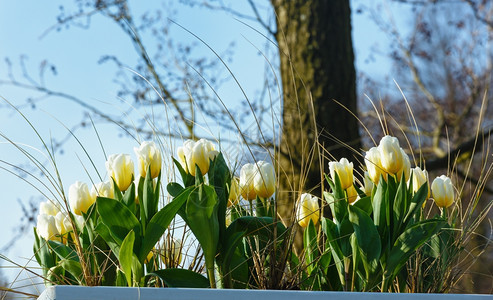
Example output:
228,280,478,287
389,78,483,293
38,286,493,300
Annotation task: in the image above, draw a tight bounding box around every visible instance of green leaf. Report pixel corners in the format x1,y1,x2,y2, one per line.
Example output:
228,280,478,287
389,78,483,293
59,259,83,284
96,197,141,248
33,228,56,274
348,205,381,277
392,173,408,241
383,219,445,285
321,217,345,286
149,268,210,288
167,182,184,198
325,173,348,224
122,181,136,213
138,186,191,262
111,178,123,202
142,168,156,226
303,219,319,275
403,182,429,228
220,216,286,277
95,222,121,257
185,184,219,282
208,153,231,240
119,230,135,287
47,241,79,262
353,195,372,215
172,157,194,187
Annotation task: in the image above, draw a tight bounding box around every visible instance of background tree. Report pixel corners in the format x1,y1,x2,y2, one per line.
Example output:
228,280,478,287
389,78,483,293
272,0,361,225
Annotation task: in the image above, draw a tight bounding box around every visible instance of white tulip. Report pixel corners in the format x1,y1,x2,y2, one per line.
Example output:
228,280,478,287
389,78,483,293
134,141,162,179
106,154,134,191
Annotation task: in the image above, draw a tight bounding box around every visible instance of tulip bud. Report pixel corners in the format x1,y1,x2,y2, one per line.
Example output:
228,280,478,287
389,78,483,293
228,177,240,207
39,200,61,217
431,175,455,208
296,193,320,228
361,171,374,196
134,141,162,179
378,135,404,174
329,158,354,190
365,147,386,184
396,148,411,182
37,214,60,242
253,161,276,199
91,181,114,201
69,181,94,215
346,185,358,204
409,167,430,198
239,163,257,200
105,154,134,191
177,139,218,176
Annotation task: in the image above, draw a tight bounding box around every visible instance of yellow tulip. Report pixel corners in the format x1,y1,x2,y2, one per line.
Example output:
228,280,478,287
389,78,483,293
239,163,257,201
346,184,358,204
253,161,276,199
134,141,162,179
365,146,386,184
296,193,320,228
431,175,455,208
329,158,354,190
69,181,94,215
105,154,134,191
378,135,404,174
409,167,430,198
177,139,218,176
228,177,240,207
396,148,411,182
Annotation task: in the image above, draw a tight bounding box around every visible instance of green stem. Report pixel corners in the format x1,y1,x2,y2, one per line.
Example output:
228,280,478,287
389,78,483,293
207,265,216,288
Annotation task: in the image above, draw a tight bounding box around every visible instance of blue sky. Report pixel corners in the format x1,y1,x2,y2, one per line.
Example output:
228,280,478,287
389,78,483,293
0,0,411,287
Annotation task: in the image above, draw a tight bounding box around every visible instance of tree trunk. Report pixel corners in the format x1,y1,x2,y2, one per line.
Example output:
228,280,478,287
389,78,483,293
272,0,361,226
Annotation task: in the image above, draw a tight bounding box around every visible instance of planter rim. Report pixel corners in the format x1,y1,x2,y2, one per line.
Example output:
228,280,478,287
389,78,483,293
38,285,493,300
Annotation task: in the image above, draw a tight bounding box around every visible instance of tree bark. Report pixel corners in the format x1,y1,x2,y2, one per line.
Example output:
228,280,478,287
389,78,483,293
272,0,361,225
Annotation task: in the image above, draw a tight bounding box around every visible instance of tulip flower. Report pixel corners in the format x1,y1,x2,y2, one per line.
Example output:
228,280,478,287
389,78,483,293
105,154,134,191
396,148,411,182
69,181,94,215
39,200,61,217
431,175,455,208
134,141,162,179
346,184,358,204
91,181,114,201
329,158,354,190
296,193,320,228
37,214,60,242
228,177,240,207
409,167,430,198
365,146,386,184
177,139,218,176
239,163,257,200
378,135,404,174
361,171,374,196
253,161,276,199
